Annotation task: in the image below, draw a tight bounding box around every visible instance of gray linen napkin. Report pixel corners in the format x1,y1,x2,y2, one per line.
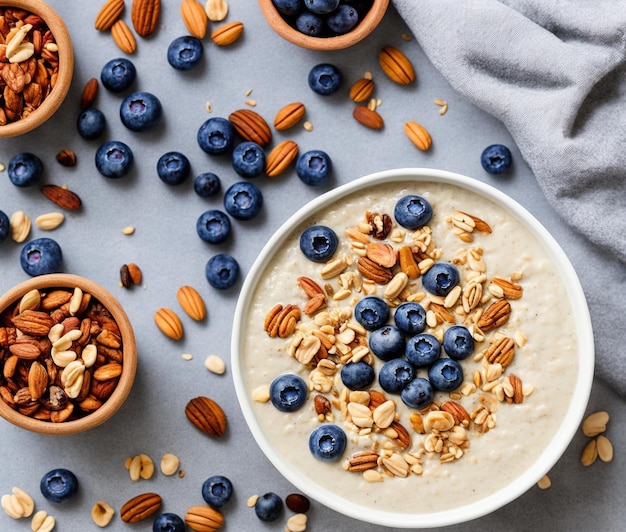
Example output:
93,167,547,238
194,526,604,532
392,0,626,395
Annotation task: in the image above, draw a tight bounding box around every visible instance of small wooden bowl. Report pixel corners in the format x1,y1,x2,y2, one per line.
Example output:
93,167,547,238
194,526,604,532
0,274,137,435
0,0,74,138
258,0,389,51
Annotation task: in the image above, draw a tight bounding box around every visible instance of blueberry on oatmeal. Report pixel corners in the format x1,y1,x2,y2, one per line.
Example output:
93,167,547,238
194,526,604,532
309,424,347,461
270,373,308,412
299,225,338,262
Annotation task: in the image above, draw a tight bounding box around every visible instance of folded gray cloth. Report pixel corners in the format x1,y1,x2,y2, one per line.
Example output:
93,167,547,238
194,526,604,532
392,0,626,395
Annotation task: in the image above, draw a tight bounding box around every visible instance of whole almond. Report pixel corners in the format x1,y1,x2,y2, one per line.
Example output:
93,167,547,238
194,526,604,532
80,77,99,109
41,184,82,210
184,505,224,532
211,21,244,46
349,77,375,103
229,109,272,147
95,0,125,31
285,493,310,514
379,46,415,85
154,308,184,340
177,285,206,321
205,0,228,21
181,0,208,39
266,140,298,177
404,121,432,151
120,493,162,523
273,102,305,131
353,106,384,129
185,396,227,437
56,149,77,167
28,360,48,401
582,410,610,437
127,262,143,285
111,19,137,54
132,0,161,37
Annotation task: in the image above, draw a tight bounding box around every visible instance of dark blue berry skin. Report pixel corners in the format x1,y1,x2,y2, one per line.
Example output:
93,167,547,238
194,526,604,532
120,91,163,132
481,144,512,174
223,182,263,220
270,373,308,412
202,475,233,508
39,468,78,503
272,0,303,16
100,57,136,92
421,262,460,297
197,117,236,155
232,141,266,178
95,140,134,178
308,63,342,95
7,152,43,187
206,253,239,289
401,377,434,409
299,225,338,262
157,151,190,185
153,513,185,532
405,333,441,368
443,325,475,360
369,325,406,361
327,4,359,34
76,108,106,140
296,12,323,36
305,0,339,14
0,210,9,244
353,296,389,331
167,35,204,71
308,424,347,461
340,361,375,390
296,149,332,186
194,172,221,197
196,210,231,244
394,302,427,336
20,238,63,276
394,194,433,229
378,358,415,394
428,358,464,392
254,492,284,522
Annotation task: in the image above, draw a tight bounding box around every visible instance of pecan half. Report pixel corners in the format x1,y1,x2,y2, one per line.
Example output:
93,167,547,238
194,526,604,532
484,336,515,368
476,298,511,332
356,256,393,284
346,451,379,472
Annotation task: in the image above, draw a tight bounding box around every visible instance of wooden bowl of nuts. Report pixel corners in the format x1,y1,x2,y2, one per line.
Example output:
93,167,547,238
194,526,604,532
258,0,390,51
0,274,137,435
0,0,74,138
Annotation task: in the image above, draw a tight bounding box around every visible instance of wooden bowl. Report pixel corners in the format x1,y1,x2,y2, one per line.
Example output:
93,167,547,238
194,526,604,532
0,0,74,138
258,0,389,51
0,274,137,435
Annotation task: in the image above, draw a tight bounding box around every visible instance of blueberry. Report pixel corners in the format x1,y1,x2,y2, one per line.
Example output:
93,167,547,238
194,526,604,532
393,194,433,229
197,117,236,155
378,358,415,394
205,253,239,289
308,63,342,95
100,57,136,92
340,361,375,390
295,12,323,36
421,262,460,296
223,182,263,220
201,475,233,508
76,108,106,140
481,144,512,174
299,225,338,262
153,513,185,532
157,151,190,185
404,333,441,368
394,302,426,336
353,296,389,331
308,424,347,461
401,377,434,409
0,210,9,244
296,149,332,186
120,91,163,132
196,210,231,244
272,0,303,16
39,468,78,503
255,492,283,522
326,4,359,34
270,373,308,412
194,172,221,197
95,140,134,178
167,35,204,71
20,238,63,276
443,325,474,360
428,358,464,392
232,141,266,178
369,325,405,361
7,152,43,187
304,0,340,14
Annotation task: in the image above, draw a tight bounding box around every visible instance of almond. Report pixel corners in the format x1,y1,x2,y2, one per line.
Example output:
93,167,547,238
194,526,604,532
41,184,82,210
56,149,77,166
80,77,98,109
365,242,396,268
273,102,305,131
265,140,298,177
28,361,48,401
229,108,272,147
127,262,143,285
205,0,228,21
349,77,374,102
12,310,54,336
177,285,206,321
154,308,184,340
185,396,227,437
132,0,161,37
353,106,384,129
379,46,415,85
211,21,244,46
184,505,224,532
181,0,208,39
120,493,162,523
95,0,125,31
111,19,137,54
404,121,432,151
35,212,64,231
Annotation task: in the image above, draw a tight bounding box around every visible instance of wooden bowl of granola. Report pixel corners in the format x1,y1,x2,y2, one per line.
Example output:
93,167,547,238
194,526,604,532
0,274,137,435
0,0,74,138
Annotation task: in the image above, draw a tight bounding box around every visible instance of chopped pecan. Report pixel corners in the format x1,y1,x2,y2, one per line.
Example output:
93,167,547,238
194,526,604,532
491,277,523,300
440,401,471,426
346,451,379,472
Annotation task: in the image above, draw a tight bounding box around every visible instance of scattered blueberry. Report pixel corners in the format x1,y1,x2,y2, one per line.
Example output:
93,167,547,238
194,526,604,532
296,149,332,186
232,141,266,178
296,12,323,36
326,4,359,34
378,358,415,394
167,35,204,71
39,468,78,503
272,0,303,16
205,253,239,289
120,91,163,132
95,140,134,178
194,172,221,197
7,152,43,187
254,492,283,522
270,373,308,412
197,117,236,155
153,513,185,532
308,63,342,95
196,210,231,244
368,325,405,361
394,194,433,229
401,377,434,409
428,358,464,392
443,325,475,360
76,108,106,140
299,225,338,262
353,296,389,331
0,210,9,244
100,57,136,92
481,144,512,174
404,333,441,368
20,238,63,276
308,424,347,461
156,151,190,185
305,0,340,15
201,475,233,508
421,262,460,297
340,360,375,390
394,302,427,336
223,181,263,220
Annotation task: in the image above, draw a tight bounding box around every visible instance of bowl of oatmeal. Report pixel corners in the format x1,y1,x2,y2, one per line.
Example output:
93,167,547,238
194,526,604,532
232,168,594,528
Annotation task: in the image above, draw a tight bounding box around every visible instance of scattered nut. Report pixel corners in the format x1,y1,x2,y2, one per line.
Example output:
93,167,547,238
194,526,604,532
204,354,226,375
160,453,180,476
91,501,115,527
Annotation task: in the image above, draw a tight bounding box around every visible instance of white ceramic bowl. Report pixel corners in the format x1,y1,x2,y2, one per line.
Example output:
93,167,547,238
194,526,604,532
232,168,594,528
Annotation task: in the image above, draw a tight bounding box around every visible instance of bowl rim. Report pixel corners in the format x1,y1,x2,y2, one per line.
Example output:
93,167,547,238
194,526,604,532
0,0,74,138
231,167,595,528
0,273,137,435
